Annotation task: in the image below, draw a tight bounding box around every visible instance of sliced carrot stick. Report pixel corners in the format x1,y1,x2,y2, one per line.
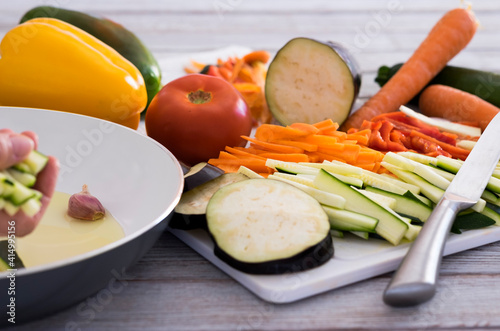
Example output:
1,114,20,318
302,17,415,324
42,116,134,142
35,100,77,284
209,163,240,173
208,157,270,174
242,136,305,154
346,130,370,146
218,66,233,81
318,144,360,163
343,143,362,154
304,153,322,163
298,135,339,147
237,67,255,83
245,147,270,155
306,152,344,163
348,128,371,137
229,57,244,84
419,84,500,132
243,50,271,64
271,139,318,152
356,150,383,164
254,124,308,141
340,7,478,131
289,122,320,135
218,151,239,159
223,58,234,70
324,130,347,140
225,146,267,159
313,119,339,132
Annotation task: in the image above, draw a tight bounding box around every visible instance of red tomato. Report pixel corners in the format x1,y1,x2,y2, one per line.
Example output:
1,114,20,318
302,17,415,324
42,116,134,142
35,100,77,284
145,74,253,166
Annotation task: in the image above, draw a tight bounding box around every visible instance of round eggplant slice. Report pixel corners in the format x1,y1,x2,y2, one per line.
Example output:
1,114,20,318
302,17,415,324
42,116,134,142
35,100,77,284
206,179,333,274
265,37,361,126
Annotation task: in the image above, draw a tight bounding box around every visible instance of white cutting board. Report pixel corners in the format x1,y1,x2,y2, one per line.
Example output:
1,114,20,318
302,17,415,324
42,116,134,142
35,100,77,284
159,47,500,303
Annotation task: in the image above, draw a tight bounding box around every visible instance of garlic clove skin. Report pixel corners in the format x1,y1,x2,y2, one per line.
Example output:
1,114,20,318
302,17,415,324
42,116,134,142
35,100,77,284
67,184,106,221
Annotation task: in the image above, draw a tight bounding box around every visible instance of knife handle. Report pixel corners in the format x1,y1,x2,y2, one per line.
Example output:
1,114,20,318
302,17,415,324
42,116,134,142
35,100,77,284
383,193,476,307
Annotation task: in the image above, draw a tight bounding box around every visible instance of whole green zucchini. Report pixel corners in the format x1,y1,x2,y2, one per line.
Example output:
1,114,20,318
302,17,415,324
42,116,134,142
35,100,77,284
375,63,500,108
20,6,162,110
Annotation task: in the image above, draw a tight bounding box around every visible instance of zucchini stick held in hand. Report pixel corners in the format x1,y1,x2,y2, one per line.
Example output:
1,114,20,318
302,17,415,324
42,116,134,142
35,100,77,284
0,130,59,237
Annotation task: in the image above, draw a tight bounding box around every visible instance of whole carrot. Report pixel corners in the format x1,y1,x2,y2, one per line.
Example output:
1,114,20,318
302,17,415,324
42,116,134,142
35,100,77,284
419,84,499,132
340,7,478,131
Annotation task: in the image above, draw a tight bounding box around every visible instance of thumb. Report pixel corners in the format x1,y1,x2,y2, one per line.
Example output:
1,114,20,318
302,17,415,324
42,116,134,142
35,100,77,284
0,134,34,169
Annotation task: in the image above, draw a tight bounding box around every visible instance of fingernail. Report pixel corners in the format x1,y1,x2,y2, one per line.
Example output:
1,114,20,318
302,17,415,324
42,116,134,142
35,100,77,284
11,135,34,159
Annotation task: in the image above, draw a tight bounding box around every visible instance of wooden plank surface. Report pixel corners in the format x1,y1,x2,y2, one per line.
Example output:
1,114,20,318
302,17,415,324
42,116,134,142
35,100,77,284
16,231,500,331
4,0,500,329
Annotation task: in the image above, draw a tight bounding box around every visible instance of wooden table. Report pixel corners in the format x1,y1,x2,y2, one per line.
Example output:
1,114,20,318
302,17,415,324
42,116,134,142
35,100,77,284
5,0,500,329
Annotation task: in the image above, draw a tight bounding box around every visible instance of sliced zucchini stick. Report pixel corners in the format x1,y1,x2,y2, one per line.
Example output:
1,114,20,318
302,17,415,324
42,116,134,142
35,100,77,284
0,150,48,217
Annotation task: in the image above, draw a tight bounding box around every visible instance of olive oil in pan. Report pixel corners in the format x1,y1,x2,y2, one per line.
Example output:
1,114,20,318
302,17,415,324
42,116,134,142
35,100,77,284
11,191,124,268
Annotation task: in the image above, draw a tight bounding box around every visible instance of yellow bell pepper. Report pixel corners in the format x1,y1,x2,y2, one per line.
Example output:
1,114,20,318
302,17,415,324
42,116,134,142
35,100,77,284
0,18,147,129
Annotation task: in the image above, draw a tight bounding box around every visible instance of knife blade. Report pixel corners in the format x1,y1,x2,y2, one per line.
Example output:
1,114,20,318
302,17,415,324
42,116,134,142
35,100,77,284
383,112,500,307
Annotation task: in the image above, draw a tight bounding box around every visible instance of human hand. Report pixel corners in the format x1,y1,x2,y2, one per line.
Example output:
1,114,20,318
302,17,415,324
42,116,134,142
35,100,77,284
0,129,35,169
0,130,59,237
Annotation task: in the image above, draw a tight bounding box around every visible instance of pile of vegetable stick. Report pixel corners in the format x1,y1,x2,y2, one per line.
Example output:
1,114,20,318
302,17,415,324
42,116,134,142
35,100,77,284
208,119,386,176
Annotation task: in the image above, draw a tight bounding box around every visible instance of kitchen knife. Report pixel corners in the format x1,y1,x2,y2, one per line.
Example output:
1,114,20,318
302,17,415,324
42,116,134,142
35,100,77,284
383,112,500,307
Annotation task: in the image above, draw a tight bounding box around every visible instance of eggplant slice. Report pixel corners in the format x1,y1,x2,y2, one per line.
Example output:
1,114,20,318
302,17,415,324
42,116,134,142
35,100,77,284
171,172,249,230
265,37,361,126
206,178,333,274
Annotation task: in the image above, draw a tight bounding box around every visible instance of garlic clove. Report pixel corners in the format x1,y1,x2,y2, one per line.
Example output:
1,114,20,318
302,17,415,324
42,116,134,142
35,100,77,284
67,184,106,221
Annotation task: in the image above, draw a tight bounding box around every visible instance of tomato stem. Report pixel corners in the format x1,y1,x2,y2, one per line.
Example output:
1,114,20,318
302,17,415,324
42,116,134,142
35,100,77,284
188,89,212,104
